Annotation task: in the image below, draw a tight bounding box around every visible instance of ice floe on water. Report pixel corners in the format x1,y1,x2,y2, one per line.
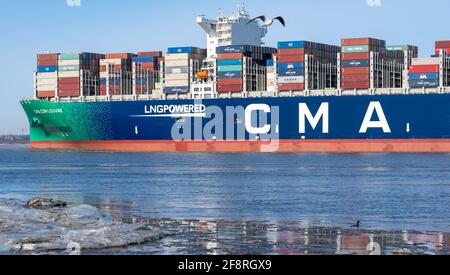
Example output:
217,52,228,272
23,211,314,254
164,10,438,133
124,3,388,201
0,198,169,254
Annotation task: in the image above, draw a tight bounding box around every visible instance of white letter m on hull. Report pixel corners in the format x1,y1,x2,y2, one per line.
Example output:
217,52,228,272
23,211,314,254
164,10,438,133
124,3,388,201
299,103,329,134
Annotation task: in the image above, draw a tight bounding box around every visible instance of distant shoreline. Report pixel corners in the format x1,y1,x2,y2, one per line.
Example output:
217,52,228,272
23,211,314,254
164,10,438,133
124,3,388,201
0,135,29,145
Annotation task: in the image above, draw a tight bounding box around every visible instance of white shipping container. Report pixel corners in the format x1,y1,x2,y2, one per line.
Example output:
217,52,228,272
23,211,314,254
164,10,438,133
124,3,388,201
165,53,190,61
411,57,440,66
58,59,81,66
36,84,58,90
37,72,58,79
267,73,276,80
165,73,190,81
59,71,80,78
165,60,189,67
36,78,58,85
278,76,305,84
165,80,189,86
100,58,124,66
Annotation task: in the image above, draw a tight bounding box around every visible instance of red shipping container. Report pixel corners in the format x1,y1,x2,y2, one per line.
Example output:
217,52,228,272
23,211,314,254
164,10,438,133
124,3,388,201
217,78,243,85
37,60,58,66
277,55,304,63
278,83,305,91
435,48,450,55
341,81,370,89
341,67,370,75
37,91,55,98
138,51,162,57
59,83,80,90
436,40,450,49
341,38,383,46
217,84,242,93
37,53,59,60
342,73,370,82
106,53,133,59
58,77,80,84
139,63,157,70
278,48,305,56
217,53,243,60
409,65,439,73
58,90,80,97
341,52,370,60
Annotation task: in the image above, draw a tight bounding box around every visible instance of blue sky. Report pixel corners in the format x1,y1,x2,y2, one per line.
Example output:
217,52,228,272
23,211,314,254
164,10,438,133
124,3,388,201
0,0,449,134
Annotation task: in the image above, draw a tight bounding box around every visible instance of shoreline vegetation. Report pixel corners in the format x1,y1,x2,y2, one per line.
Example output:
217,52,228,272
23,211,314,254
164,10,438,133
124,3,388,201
0,135,29,144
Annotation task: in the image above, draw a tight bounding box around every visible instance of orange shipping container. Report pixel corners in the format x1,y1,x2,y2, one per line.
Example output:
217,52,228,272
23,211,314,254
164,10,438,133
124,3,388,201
37,60,58,66
106,53,133,59
278,83,305,91
277,55,304,63
278,48,305,56
217,53,243,60
341,38,378,46
341,52,370,61
341,81,370,89
341,67,370,75
58,90,80,97
341,74,370,82
37,53,59,60
37,91,55,98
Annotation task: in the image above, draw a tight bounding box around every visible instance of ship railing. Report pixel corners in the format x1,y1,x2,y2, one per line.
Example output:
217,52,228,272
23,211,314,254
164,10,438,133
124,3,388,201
47,87,450,102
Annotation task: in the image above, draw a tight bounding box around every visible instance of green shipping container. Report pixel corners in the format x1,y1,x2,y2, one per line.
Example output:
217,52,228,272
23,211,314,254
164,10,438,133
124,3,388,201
59,53,81,60
387,45,409,51
218,65,242,72
342,45,370,53
59,65,80,71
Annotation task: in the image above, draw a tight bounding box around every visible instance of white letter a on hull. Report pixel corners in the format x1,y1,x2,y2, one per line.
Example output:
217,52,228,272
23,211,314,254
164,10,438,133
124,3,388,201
359,102,391,134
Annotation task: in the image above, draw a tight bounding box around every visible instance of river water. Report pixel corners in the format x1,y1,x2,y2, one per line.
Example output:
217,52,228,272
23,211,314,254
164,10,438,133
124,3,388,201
0,144,449,255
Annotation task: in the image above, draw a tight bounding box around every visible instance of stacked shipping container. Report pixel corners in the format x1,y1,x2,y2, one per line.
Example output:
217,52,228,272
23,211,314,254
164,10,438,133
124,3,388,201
58,53,104,97
36,53,59,98
435,41,450,56
386,45,418,88
408,57,440,88
133,51,162,95
266,58,277,92
164,47,206,94
277,41,340,91
340,38,386,89
340,38,405,89
100,53,134,96
216,45,276,93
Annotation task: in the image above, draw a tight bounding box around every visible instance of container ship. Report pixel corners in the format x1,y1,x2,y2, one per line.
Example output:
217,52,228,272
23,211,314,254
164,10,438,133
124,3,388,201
21,6,450,153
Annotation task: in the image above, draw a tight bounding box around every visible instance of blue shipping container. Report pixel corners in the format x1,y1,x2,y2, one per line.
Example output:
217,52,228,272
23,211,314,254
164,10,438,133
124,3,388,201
408,73,439,80
278,62,304,70
266,59,274,66
341,60,370,68
167,47,198,54
163,86,190,94
217,59,242,66
278,67,304,77
217,45,249,54
278,41,305,49
37,66,58,73
409,79,439,88
217,72,242,78
132,56,155,63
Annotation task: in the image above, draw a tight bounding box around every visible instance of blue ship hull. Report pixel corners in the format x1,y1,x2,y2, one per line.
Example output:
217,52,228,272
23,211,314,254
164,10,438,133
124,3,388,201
21,93,450,152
